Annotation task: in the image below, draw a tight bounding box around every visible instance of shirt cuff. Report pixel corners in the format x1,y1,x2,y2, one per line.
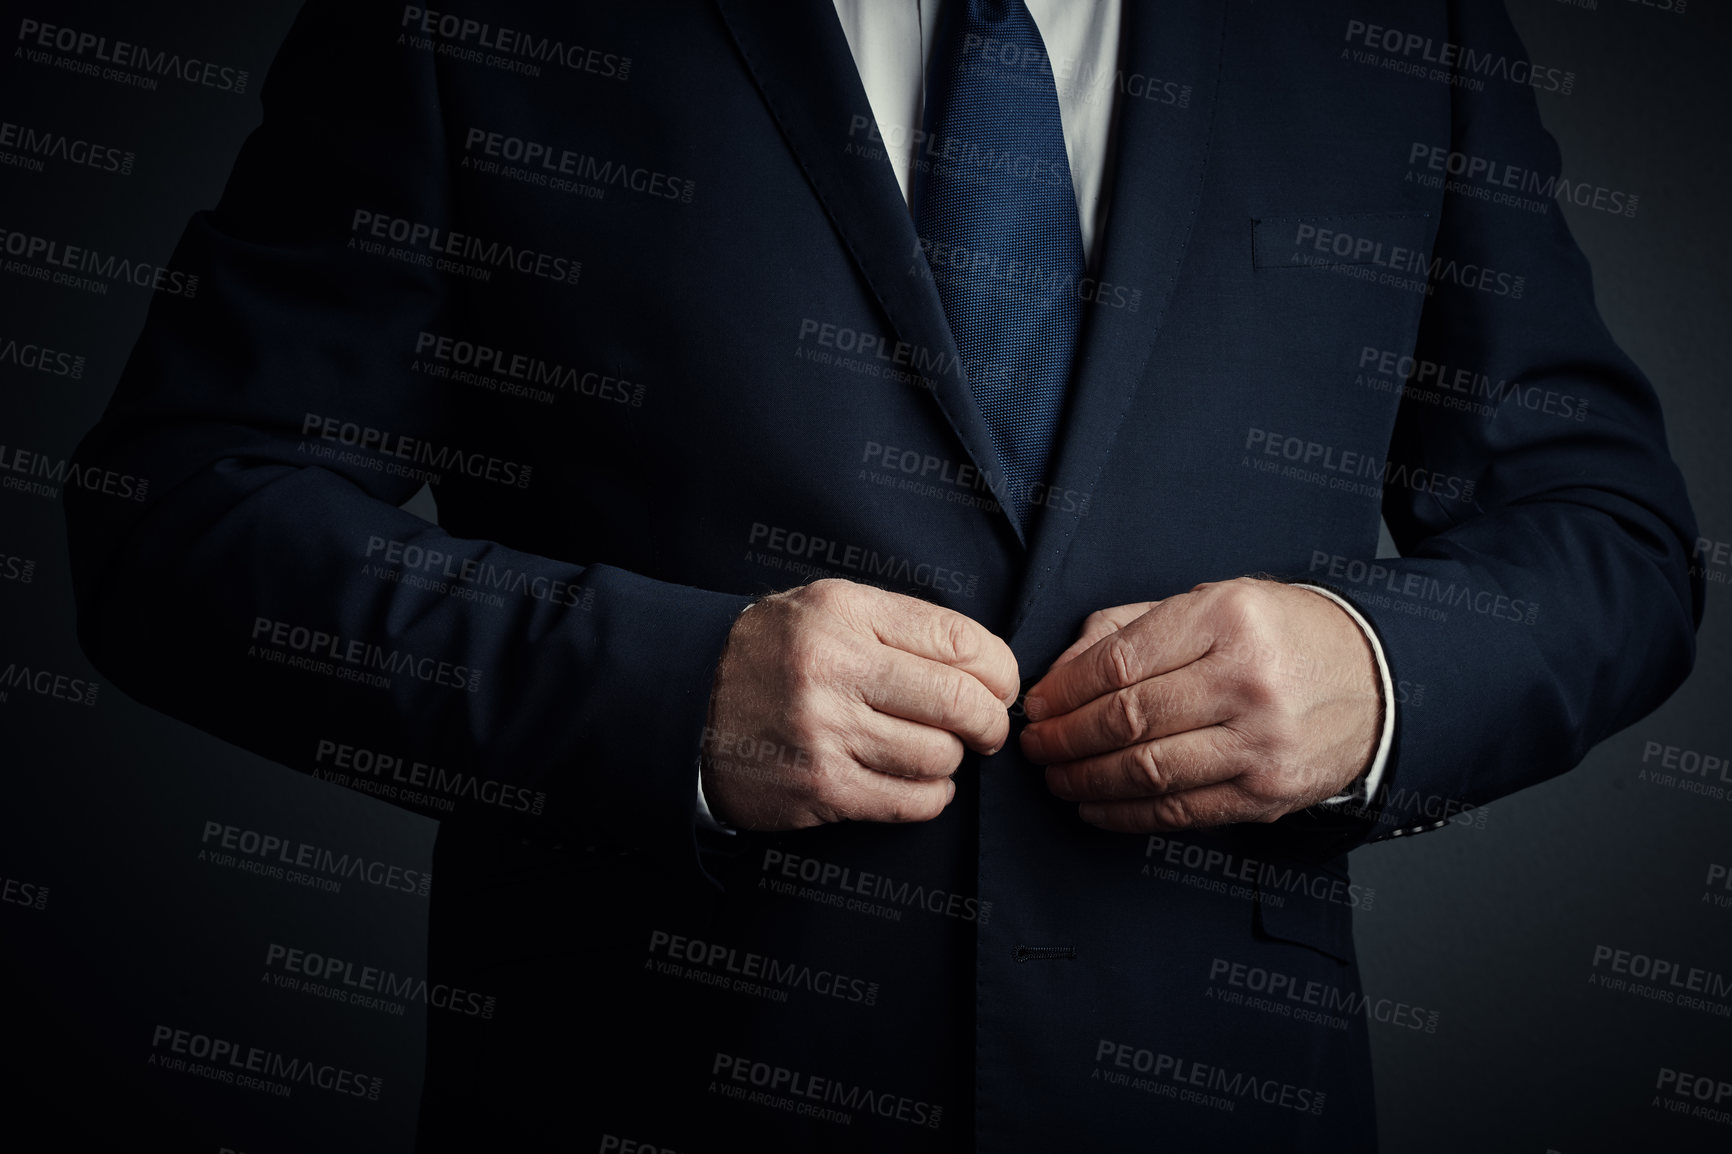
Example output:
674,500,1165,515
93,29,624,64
695,759,736,835
698,599,758,836
1292,583,1394,806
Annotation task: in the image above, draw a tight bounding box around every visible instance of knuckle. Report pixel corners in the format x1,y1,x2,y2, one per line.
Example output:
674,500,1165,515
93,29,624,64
1107,686,1145,743
1101,635,1140,690
804,579,861,624
902,732,956,779
885,789,943,824
1153,793,1192,828
938,670,977,730
1216,579,1266,628
1238,770,1282,805
1133,744,1165,792
805,577,848,606
932,731,967,774
939,614,979,666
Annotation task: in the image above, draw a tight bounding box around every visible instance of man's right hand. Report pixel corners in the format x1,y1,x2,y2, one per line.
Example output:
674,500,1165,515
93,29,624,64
701,578,1019,831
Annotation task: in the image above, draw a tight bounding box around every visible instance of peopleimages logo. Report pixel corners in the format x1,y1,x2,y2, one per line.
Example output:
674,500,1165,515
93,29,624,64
462,127,695,203
0,225,197,297
250,615,485,694
0,872,49,911
710,1052,943,1130
1654,1067,1732,1123
15,18,251,93
759,848,991,924
1093,1039,1326,1115
1407,143,1638,219
263,942,497,1018
1247,429,1477,503
149,1025,381,1100
844,114,1069,189
313,737,549,817
1588,944,1732,1018
1308,552,1540,627
1207,957,1440,1034
861,440,1090,517
1342,19,1575,95
199,820,433,897
647,930,881,1006
349,210,581,286
364,536,590,609
0,332,85,379
747,522,980,599
1357,346,1589,422
0,552,38,585
299,412,532,490
0,658,98,706
0,443,145,504
0,120,134,176
1283,221,1525,298
413,331,645,407
399,7,631,80
796,318,960,383
1143,835,1375,910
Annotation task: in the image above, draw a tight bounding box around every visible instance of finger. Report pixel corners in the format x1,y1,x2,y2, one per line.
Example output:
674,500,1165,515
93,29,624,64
1042,723,1243,802
1024,593,1213,721
1045,602,1156,674
857,646,1011,754
845,710,967,780
855,586,1020,706
830,764,958,824
1076,779,1278,833
1021,663,1227,765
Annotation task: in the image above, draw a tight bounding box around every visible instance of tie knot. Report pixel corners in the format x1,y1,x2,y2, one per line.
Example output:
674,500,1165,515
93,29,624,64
951,1,1053,68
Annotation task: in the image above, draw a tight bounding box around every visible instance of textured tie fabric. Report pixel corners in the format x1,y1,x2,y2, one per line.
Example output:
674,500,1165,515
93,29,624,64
912,0,1087,531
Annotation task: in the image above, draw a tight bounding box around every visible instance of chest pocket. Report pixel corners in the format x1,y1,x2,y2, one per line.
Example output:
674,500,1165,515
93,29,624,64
1251,856,1367,965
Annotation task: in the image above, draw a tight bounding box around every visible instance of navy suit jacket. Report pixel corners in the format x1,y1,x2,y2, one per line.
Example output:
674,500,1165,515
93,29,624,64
66,1,1699,1150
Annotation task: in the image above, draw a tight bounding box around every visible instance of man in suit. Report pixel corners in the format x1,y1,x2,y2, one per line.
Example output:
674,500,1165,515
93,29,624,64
66,0,1699,1150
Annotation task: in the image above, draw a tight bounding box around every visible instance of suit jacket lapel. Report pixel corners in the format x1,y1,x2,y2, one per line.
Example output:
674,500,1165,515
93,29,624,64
713,0,1026,547
1006,0,1229,641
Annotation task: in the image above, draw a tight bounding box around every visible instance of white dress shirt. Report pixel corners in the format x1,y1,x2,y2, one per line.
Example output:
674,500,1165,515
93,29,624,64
698,0,1393,831
831,0,1122,264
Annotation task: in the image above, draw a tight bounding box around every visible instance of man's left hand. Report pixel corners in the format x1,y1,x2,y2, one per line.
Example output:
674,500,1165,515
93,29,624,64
1019,577,1380,833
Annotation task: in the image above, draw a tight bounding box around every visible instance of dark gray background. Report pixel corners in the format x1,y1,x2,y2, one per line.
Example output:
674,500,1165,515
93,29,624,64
0,1,1726,1150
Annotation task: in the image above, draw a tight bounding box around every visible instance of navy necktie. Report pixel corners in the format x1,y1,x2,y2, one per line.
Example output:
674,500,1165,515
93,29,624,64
912,0,1086,531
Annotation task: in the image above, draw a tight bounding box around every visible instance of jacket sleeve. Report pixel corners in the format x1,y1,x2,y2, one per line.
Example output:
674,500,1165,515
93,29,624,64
1285,0,1701,854
61,0,753,873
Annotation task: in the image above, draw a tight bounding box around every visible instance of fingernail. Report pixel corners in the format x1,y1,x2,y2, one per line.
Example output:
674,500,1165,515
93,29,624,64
1019,728,1041,761
1024,695,1047,720
1078,803,1102,823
